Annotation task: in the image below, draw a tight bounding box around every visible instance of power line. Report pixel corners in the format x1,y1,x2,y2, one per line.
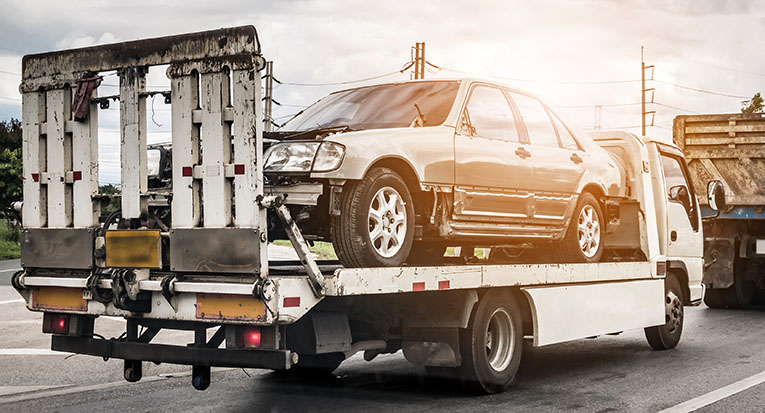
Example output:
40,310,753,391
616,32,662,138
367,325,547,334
278,70,403,87
561,102,640,108
652,102,699,113
0,96,21,102
438,66,640,84
0,70,20,76
654,79,749,99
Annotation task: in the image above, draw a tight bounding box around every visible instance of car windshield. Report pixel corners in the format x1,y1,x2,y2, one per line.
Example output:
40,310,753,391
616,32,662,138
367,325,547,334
280,81,460,132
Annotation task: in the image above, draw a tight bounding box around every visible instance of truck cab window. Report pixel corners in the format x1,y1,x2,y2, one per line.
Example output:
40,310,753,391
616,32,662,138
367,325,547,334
661,154,698,230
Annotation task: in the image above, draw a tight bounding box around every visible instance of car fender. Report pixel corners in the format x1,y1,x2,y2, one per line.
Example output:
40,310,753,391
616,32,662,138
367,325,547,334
310,126,455,185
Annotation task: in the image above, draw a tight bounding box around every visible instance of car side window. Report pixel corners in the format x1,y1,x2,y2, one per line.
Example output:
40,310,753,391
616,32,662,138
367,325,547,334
661,154,697,230
551,113,581,150
508,92,559,148
464,86,521,142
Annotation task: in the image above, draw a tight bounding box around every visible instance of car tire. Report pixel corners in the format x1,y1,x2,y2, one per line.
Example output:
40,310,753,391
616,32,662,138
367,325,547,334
556,192,604,263
644,273,684,350
331,167,415,267
406,241,447,265
457,290,523,394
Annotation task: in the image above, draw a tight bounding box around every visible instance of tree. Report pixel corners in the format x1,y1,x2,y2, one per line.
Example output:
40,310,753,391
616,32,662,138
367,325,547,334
0,119,22,219
741,93,764,114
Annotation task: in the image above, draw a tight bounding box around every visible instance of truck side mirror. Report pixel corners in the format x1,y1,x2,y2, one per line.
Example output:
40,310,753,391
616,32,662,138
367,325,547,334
707,180,726,212
669,185,691,212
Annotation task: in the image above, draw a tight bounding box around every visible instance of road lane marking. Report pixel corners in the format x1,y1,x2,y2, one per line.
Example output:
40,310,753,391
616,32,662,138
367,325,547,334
0,268,21,274
0,385,64,397
0,367,236,404
0,349,71,356
659,370,765,413
0,299,23,305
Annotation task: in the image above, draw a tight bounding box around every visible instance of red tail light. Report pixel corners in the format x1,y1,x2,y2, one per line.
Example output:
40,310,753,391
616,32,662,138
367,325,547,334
43,313,70,335
242,327,261,348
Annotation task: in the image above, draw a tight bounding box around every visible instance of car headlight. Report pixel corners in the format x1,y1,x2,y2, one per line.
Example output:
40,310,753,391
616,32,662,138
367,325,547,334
263,142,345,173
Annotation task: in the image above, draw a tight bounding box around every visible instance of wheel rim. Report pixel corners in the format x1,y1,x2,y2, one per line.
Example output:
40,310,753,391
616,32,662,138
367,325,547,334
577,204,601,258
485,308,515,372
368,186,407,258
665,289,683,334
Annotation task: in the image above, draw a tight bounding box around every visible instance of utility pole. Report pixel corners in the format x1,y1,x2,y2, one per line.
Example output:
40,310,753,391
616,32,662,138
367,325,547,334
641,46,655,136
594,105,602,131
411,42,425,80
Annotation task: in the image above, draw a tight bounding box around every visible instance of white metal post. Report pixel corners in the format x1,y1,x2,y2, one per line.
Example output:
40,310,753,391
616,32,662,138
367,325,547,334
170,73,201,228
119,67,148,219
21,91,45,228
45,88,70,228
199,71,232,227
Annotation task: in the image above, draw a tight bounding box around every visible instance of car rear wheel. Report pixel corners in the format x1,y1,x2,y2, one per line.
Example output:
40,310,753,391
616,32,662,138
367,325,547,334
332,167,415,267
556,192,604,263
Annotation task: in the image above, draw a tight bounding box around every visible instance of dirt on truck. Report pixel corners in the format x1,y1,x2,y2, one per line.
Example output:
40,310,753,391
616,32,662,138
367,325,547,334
674,113,765,308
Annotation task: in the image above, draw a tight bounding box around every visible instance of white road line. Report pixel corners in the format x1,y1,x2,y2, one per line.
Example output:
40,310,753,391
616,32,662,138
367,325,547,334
0,349,70,356
0,367,236,404
0,299,23,305
0,268,21,274
659,370,765,413
0,385,64,397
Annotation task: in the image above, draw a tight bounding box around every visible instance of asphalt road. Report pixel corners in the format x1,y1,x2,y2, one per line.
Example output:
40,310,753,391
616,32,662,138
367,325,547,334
1,258,763,412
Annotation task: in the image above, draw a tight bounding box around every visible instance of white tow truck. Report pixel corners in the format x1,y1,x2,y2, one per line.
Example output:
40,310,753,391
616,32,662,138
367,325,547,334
13,26,702,394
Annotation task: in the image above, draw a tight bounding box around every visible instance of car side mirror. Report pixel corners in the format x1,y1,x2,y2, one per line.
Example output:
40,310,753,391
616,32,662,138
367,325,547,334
669,185,691,211
707,180,726,213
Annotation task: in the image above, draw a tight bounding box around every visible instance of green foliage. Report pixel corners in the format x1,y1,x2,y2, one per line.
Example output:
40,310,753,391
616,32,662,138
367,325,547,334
0,119,22,219
741,93,764,114
0,219,20,259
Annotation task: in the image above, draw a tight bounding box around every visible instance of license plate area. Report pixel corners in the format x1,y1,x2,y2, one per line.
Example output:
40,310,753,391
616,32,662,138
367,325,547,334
105,230,161,268
196,293,267,322
32,287,88,311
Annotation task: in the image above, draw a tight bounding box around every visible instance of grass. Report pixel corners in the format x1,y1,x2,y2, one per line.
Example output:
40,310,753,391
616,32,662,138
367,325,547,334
0,219,20,260
272,240,338,260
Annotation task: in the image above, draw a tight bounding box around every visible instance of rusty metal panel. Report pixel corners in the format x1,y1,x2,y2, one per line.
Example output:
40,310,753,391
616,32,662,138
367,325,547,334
169,228,260,273
674,113,765,206
21,26,262,91
20,228,94,269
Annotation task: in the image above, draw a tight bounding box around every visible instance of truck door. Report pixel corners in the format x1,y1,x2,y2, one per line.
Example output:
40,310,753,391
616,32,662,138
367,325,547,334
454,84,533,219
660,152,704,299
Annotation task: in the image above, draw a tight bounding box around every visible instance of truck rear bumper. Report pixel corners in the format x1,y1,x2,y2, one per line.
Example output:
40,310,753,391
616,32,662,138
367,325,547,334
51,335,294,370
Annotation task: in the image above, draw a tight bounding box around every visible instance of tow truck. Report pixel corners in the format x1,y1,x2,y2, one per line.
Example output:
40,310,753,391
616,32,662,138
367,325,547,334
13,26,702,393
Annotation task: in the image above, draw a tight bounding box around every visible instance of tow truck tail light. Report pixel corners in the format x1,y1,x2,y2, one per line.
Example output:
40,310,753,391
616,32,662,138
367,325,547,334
242,327,261,348
656,261,667,277
43,313,70,335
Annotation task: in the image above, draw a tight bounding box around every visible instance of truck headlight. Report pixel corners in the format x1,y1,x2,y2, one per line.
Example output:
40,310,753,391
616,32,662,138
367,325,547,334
264,142,345,173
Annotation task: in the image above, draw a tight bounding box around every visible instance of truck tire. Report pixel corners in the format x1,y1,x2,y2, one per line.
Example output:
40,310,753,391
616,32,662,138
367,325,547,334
555,193,604,263
331,167,415,267
703,288,727,309
644,273,683,350
457,290,523,393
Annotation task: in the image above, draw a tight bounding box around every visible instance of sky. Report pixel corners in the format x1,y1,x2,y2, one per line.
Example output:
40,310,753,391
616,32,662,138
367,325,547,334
1,0,764,184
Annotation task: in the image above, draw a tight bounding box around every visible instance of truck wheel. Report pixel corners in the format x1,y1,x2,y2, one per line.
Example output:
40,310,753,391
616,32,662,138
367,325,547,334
332,167,415,267
727,256,755,308
644,273,684,350
406,242,446,265
704,288,727,309
458,290,523,393
556,193,604,263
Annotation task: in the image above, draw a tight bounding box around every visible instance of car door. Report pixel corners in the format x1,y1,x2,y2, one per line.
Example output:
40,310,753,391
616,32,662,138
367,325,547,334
454,84,533,220
507,91,585,221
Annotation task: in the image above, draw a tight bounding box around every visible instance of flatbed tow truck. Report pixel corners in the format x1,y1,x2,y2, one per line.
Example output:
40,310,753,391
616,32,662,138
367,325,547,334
12,26,702,394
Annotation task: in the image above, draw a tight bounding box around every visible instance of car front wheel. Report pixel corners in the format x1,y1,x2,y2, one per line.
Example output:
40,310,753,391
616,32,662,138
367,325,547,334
331,167,415,267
